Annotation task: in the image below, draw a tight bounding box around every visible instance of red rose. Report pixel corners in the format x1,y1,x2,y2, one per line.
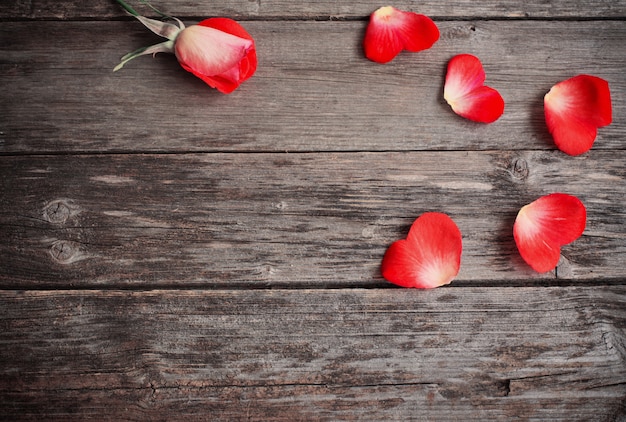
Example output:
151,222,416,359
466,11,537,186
174,18,257,94
114,2,257,94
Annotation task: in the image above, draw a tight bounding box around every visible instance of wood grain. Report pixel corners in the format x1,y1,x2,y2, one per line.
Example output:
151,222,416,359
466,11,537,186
1,287,624,421
1,1,625,420
1,151,623,288
1,20,624,153
1,0,625,19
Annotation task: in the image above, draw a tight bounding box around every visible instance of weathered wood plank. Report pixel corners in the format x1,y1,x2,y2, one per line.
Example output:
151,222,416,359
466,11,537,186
1,287,624,420
1,151,623,288
1,20,624,153
1,0,624,20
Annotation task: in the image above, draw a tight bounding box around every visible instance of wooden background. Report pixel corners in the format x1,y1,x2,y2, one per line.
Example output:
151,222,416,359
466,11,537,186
1,0,625,420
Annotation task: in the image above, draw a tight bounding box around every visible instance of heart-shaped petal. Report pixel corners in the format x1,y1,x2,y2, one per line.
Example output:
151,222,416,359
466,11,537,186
513,193,586,273
381,212,462,289
544,75,612,156
363,6,439,64
444,54,505,123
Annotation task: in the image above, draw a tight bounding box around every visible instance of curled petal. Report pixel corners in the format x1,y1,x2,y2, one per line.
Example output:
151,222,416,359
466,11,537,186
363,6,439,64
444,54,504,123
544,75,612,155
444,53,486,97
513,193,586,273
447,85,505,123
381,213,462,289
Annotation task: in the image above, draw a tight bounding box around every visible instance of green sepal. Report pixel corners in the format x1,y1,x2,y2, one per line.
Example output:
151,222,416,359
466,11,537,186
113,40,175,72
135,15,184,41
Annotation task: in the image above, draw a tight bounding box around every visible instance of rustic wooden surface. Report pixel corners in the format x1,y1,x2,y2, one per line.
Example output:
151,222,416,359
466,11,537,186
3,20,626,153
1,287,625,420
1,0,625,420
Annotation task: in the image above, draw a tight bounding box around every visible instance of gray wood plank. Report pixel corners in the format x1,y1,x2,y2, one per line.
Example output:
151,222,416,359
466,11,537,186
1,20,624,153
1,0,624,19
1,151,623,288
1,287,624,420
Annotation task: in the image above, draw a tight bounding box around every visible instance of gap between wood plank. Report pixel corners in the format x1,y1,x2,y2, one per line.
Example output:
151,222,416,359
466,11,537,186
1,279,625,292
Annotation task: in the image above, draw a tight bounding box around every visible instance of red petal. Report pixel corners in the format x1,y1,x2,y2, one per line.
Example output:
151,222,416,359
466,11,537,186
381,213,462,289
444,54,504,123
444,54,486,96
199,17,254,41
363,6,439,64
513,193,586,273
544,75,612,155
447,85,505,123
199,18,258,84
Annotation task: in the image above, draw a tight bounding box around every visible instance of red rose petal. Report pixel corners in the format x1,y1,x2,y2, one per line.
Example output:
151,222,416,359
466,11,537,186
363,6,439,64
544,74,612,156
513,193,586,273
199,18,258,83
444,54,505,123
200,17,254,42
381,212,462,289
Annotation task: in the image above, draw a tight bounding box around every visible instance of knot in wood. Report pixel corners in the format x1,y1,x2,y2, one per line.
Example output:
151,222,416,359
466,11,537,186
43,199,79,224
510,157,529,181
442,24,477,40
49,240,82,264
